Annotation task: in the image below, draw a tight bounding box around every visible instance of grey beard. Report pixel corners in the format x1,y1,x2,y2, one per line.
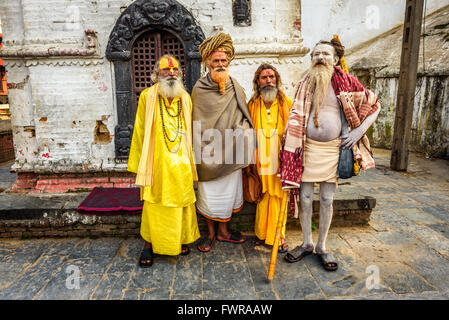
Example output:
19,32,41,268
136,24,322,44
309,65,333,108
308,63,334,127
158,77,185,98
260,87,278,104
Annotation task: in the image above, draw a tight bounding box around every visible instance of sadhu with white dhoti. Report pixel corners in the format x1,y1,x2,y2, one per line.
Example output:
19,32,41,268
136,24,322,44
128,55,200,267
192,32,256,252
280,38,381,271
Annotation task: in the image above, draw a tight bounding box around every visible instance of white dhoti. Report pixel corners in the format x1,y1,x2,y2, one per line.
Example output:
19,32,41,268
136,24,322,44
301,137,340,183
196,169,244,222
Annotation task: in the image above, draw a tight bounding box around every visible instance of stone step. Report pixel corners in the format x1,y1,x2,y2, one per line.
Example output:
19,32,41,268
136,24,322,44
0,188,376,239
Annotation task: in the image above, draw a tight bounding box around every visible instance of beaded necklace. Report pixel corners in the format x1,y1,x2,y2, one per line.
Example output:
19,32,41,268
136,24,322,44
259,98,279,139
158,95,183,153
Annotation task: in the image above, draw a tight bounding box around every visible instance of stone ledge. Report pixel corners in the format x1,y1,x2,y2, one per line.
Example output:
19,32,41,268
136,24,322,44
8,173,137,194
0,190,375,239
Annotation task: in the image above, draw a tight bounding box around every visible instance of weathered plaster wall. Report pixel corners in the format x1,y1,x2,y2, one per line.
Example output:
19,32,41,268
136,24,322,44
1,0,128,173
0,0,308,173
301,0,449,70
181,0,307,94
363,76,449,157
348,6,449,157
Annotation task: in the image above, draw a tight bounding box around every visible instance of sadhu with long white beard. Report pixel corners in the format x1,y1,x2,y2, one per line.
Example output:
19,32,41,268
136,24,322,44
248,64,292,253
128,55,200,267
279,38,381,271
192,32,256,252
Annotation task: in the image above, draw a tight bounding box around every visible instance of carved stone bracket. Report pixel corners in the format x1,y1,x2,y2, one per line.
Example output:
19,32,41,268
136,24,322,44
234,42,310,56
114,124,133,161
106,0,205,159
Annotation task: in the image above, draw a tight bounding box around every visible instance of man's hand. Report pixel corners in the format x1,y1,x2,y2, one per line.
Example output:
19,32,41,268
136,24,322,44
340,127,364,149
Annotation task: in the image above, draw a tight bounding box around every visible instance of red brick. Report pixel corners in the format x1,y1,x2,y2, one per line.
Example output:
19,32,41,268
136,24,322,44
84,183,113,189
44,231,60,237
109,177,134,184
66,230,87,237
8,227,26,232
17,173,37,179
41,185,70,193
90,230,103,238
35,179,52,186
12,180,36,187
11,187,35,193
85,177,110,184
30,221,50,228
113,183,132,188
31,231,45,237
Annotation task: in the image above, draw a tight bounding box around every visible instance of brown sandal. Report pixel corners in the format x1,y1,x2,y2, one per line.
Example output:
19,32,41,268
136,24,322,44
284,245,313,263
197,236,215,252
217,231,246,243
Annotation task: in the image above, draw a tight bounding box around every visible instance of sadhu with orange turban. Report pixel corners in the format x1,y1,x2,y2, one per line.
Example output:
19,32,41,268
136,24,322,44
192,32,256,252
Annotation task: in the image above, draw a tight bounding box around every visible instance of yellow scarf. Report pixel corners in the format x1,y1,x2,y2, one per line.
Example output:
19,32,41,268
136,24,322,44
248,95,291,176
135,83,197,186
248,95,290,137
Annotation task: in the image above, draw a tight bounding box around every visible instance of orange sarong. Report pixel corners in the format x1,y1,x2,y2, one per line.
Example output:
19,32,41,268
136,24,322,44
249,95,292,245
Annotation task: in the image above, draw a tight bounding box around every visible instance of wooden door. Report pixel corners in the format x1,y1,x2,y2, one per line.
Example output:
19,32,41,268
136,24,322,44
131,30,186,115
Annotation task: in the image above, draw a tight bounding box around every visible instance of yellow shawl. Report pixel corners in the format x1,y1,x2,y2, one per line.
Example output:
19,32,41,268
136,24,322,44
249,95,292,179
249,95,291,139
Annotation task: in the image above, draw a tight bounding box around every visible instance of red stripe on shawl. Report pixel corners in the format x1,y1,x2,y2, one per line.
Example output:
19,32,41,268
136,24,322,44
331,66,366,97
331,66,379,127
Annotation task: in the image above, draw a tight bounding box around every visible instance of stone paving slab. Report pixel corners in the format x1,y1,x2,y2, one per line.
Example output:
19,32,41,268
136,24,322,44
0,228,446,300
0,148,448,299
0,160,16,192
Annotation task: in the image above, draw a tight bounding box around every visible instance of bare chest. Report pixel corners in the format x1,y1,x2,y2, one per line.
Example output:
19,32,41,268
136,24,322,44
307,84,342,141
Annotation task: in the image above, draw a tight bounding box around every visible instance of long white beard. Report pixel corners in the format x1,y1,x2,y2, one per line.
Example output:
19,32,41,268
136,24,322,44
158,77,185,98
309,63,334,127
260,86,278,104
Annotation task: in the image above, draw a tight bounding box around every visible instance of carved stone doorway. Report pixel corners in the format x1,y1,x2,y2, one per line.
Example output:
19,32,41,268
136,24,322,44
106,0,205,160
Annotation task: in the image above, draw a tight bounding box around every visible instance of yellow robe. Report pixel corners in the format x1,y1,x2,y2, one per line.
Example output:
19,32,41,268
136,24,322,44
128,87,200,255
249,96,292,246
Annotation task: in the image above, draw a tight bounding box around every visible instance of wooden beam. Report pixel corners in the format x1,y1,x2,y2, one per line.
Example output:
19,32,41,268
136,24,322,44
390,0,424,171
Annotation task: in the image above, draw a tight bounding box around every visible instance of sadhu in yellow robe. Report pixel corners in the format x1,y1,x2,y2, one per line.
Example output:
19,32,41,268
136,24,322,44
128,83,200,255
249,95,292,245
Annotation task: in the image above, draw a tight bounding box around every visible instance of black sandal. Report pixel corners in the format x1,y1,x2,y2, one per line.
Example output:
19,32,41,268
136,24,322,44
139,247,154,268
316,252,338,271
253,237,264,246
279,239,289,253
180,245,190,256
284,245,313,263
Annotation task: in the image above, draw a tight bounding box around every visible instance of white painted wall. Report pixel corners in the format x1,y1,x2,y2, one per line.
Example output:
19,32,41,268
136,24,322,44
0,0,307,172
